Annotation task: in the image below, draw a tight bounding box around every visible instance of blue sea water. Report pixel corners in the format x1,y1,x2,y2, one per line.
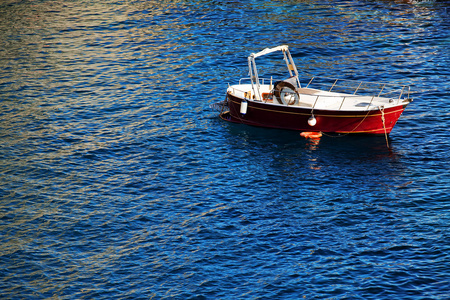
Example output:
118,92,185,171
0,0,449,299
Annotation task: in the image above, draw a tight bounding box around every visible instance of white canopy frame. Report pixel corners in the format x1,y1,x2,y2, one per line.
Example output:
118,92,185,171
247,45,301,101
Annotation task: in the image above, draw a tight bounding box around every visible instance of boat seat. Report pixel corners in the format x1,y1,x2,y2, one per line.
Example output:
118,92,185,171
297,88,320,95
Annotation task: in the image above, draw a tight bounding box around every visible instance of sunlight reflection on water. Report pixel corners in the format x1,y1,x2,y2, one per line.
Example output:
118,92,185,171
0,0,449,299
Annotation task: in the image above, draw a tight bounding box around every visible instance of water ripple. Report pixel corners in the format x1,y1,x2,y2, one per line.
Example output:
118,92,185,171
1,0,449,299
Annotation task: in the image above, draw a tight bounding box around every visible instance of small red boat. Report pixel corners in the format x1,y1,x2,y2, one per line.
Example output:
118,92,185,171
211,45,412,135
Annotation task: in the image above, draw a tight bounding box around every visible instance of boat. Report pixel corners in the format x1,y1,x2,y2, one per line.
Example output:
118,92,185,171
211,45,412,135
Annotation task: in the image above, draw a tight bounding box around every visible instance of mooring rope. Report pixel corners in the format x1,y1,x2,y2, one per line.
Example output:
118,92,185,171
321,108,372,138
220,94,228,115
379,105,389,148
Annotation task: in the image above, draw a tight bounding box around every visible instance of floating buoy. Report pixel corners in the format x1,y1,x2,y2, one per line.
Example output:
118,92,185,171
300,131,322,139
240,100,248,115
308,115,317,126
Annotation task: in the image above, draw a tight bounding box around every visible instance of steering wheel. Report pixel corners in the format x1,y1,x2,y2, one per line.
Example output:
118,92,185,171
273,81,299,106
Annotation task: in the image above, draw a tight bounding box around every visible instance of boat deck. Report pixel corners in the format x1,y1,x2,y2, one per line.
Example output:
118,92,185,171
228,84,406,111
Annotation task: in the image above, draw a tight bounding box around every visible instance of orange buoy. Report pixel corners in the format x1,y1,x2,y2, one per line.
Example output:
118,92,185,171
300,131,322,139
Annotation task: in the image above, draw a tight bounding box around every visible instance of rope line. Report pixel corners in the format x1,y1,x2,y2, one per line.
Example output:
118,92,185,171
379,105,389,148
321,108,373,138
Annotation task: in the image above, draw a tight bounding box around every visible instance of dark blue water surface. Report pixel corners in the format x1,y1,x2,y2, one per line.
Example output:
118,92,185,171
1,0,449,299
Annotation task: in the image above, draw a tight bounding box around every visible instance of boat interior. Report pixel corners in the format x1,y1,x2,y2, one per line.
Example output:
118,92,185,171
227,76,411,111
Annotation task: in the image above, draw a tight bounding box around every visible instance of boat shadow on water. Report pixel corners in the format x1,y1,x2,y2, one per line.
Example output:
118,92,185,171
216,121,408,187
221,120,400,158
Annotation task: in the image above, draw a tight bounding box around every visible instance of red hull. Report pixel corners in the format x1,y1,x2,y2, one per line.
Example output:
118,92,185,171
223,93,407,135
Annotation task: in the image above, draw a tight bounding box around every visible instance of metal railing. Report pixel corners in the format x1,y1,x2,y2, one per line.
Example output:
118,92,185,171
305,76,411,101
238,77,271,85
231,76,411,110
